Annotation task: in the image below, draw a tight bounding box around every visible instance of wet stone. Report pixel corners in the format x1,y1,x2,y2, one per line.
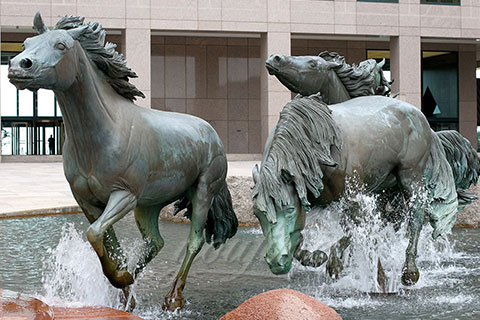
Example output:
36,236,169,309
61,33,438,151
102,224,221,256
220,288,342,320
0,289,54,320
0,289,142,320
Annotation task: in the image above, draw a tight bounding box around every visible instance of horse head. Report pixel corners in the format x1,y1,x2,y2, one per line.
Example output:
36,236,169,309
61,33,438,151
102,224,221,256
265,54,339,97
8,12,87,92
252,164,306,275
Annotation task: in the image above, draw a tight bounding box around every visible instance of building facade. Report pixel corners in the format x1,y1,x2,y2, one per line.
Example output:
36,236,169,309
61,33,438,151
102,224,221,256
0,0,478,160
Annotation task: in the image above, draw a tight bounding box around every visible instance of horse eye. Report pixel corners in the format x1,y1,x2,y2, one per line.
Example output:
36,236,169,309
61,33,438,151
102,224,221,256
309,61,316,68
56,43,66,50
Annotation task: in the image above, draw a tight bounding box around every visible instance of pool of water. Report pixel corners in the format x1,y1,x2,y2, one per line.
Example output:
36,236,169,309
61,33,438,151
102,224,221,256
0,212,479,320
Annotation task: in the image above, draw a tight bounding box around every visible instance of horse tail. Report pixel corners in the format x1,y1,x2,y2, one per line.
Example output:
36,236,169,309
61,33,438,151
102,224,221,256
435,130,480,190
174,181,238,249
424,130,458,239
205,181,238,248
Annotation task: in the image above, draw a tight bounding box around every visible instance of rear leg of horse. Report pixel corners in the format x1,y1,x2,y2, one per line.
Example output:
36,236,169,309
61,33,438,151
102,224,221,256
133,206,164,278
163,159,226,311
85,190,137,288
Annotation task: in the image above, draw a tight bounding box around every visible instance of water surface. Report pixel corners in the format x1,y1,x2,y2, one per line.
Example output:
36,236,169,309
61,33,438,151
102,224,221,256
0,213,478,320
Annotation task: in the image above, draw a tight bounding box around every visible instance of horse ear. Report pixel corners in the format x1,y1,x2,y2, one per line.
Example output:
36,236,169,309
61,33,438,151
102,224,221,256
67,25,89,40
252,164,260,184
33,12,49,34
281,169,294,184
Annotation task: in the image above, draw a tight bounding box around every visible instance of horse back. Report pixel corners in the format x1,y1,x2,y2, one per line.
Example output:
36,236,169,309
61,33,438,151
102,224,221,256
326,96,431,192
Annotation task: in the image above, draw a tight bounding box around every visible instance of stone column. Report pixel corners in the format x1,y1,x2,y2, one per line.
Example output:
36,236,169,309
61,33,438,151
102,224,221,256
125,27,151,108
390,35,421,108
260,32,291,148
458,45,477,149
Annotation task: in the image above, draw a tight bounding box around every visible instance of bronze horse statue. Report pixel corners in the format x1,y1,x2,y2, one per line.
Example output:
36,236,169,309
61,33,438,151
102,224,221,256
8,13,238,311
266,51,391,104
252,93,479,288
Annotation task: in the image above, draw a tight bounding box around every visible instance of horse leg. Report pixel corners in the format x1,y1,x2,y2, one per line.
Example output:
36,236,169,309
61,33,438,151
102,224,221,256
294,233,328,268
85,190,137,288
133,206,164,278
325,235,351,279
163,164,225,311
396,168,426,286
163,186,210,311
73,194,135,307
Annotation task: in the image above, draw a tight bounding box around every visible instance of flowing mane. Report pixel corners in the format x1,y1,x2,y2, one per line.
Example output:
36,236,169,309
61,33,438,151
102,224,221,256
319,51,391,98
252,94,343,222
54,16,145,101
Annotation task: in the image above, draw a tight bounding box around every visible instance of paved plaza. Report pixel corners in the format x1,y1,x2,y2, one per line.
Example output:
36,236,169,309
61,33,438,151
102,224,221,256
0,160,258,216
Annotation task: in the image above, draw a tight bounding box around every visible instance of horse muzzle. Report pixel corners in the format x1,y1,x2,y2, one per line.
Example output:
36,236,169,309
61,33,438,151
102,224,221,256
265,253,292,275
266,54,284,75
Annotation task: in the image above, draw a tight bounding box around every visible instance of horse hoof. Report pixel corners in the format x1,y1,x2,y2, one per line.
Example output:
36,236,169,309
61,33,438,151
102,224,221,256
109,270,134,288
401,270,419,286
163,293,185,311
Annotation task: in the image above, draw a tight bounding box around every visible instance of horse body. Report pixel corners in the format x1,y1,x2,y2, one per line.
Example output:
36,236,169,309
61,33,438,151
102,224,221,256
9,13,237,311
252,94,462,286
317,96,432,204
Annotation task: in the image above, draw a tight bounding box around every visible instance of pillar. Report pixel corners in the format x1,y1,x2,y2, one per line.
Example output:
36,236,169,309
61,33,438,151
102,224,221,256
458,45,478,149
390,35,421,108
260,32,291,148
125,27,151,108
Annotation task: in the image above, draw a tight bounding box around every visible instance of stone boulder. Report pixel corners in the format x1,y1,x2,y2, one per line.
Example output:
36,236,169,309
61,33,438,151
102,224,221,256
220,289,342,320
0,289,54,320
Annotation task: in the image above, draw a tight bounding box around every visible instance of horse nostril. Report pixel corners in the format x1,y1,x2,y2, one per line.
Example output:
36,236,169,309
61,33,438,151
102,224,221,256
273,55,281,63
20,58,33,69
279,254,288,266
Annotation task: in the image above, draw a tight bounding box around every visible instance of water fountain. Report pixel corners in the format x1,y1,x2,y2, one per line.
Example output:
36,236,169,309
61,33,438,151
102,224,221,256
2,11,480,320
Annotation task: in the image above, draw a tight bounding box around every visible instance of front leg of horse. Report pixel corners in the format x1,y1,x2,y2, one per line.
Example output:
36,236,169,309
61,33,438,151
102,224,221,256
294,233,328,268
326,235,351,279
86,190,137,288
401,208,425,286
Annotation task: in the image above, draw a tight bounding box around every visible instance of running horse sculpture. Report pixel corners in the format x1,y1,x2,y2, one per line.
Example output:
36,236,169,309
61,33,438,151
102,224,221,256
8,13,238,311
253,52,480,288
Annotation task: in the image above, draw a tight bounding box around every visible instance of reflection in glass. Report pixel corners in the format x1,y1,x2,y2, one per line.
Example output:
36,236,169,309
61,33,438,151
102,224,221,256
1,65,17,116
1,127,12,155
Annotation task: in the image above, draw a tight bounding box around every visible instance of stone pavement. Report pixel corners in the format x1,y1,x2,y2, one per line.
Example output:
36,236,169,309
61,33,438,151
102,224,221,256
0,161,258,216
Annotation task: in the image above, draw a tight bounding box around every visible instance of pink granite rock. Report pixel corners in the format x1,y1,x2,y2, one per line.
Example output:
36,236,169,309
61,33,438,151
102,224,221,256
0,289,54,320
220,288,342,320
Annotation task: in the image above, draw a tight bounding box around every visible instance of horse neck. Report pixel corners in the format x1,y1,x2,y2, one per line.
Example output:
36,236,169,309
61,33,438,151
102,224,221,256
324,70,350,104
54,49,123,149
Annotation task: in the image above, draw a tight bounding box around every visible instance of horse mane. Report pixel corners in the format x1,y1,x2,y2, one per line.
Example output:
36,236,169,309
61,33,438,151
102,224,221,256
252,94,343,223
53,16,145,101
319,51,391,98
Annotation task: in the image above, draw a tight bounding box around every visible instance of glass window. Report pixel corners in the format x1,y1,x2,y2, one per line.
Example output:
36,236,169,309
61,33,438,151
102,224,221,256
357,0,398,3
367,49,391,82
37,89,56,116
18,89,34,116
1,64,17,116
422,51,458,131
1,127,12,155
421,0,460,5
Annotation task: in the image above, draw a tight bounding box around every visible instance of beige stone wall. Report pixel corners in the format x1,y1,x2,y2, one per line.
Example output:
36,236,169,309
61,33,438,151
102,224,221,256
1,0,480,154
150,36,262,154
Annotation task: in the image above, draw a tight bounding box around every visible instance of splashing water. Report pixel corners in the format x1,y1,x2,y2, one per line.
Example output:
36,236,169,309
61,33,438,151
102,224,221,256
40,223,124,308
290,181,457,297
